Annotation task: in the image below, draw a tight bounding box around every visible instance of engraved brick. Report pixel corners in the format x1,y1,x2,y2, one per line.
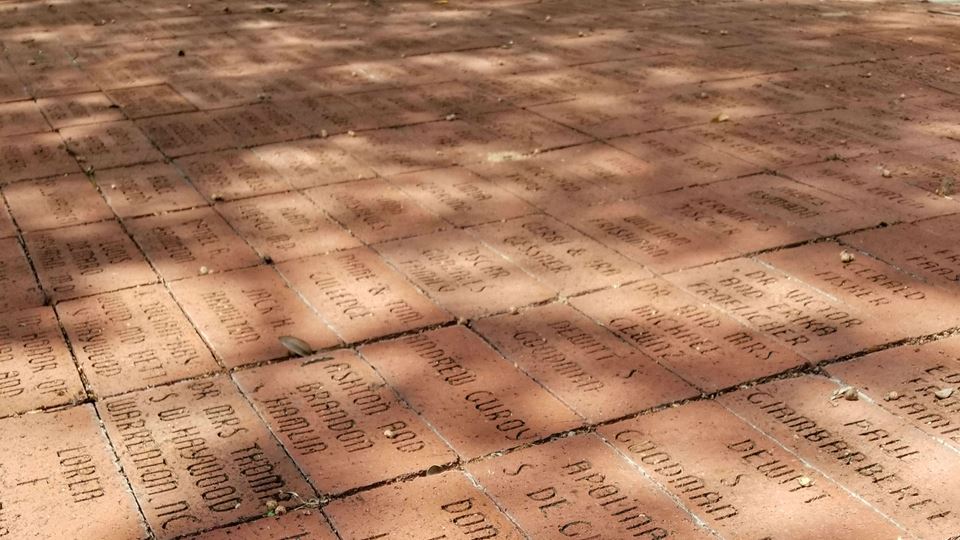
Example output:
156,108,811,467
217,192,360,263
377,230,554,319
25,220,157,302
105,84,197,119
97,376,314,539
4,174,113,232
0,405,147,539
177,149,290,201
234,350,457,492
168,266,339,367
94,162,207,218
0,306,84,417
475,303,696,422
61,120,163,169
128,207,260,281
0,99,50,137
359,327,581,458
253,139,375,190
306,178,448,244
469,435,716,539
570,278,808,391
37,92,124,129
58,284,218,396
0,132,80,183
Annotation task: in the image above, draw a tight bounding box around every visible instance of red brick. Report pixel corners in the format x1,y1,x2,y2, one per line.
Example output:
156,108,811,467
570,278,808,391
25,220,157,302
842,219,960,290
0,199,15,239
760,242,960,344
37,92,124,129
471,214,651,295
127,207,260,281
472,109,592,152
305,177,449,244
196,513,336,540
4,174,113,232
469,434,717,539
279,247,450,343
376,230,554,319
61,120,163,170
0,405,147,539
234,350,457,492
609,131,760,189
600,401,902,538
0,132,80,183
572,193,812,273
0,305,85,417
826,337,960,451
209,104,310,147
58,284,218,396
721,375,960,538
105,84,197,119
253,139,375,190
475,303,695,422
0,100,50,137
176,149,290,201
324,471,524,539
168,266,339,367
97,375,314,539
94,162,207,218
137,111,240,157
274,94,391,136
0,237,44,311
388,166,534,227
359,327,581,458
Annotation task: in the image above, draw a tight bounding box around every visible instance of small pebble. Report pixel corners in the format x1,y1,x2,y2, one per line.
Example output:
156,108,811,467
274,505,287,515
840,250,855,263
347,130,356,137
881,169,892,178
445,113,457,121
384,429,396,438
934,387,955,400
884,391,900,401
199,266,209,275
797,476,813,487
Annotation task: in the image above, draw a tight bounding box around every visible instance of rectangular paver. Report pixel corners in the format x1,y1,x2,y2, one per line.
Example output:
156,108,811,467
234,350,457,493
359,326,581,458
98,375,314,539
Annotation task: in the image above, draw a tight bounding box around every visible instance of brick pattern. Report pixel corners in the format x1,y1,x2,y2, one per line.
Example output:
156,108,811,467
2,0,960,537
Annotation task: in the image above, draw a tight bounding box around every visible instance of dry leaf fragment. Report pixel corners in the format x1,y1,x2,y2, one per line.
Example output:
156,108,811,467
279,335,314,357
712,112,730,123
831,386,858,401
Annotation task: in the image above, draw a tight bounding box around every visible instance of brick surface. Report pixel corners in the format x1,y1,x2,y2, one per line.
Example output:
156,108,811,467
253,139,375,190
177,149,290,201
0,305,85,417
600,401,902,538
3,174,113,232
306,177,449,244
470,214,652,295
0,405,147,540
128,206,260,280
94,162,207,218
234,350,457,493
388,166,535,227
571,278,808,391
25,220,157,302
279,247,450,343
58,284,218,396
0,237,44,311
37,92,124,129
0,132,80,183
105,84,197,119
721,375,960,538
137,111,239,157
195,513,337,540
475,303,696,422
0,99,50,137
168,266,339,367
470,434,714,539
62,120,163,170
359,327,581,458
98,375,314,539
324,471,525,540
217,192,361,263
828,337,960,449
376,230,555,319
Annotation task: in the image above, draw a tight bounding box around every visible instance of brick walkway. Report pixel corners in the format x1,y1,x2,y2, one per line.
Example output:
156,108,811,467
2,0,960,538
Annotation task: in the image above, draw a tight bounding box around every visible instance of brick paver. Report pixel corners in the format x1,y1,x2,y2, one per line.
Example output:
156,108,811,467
2,0,960,537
